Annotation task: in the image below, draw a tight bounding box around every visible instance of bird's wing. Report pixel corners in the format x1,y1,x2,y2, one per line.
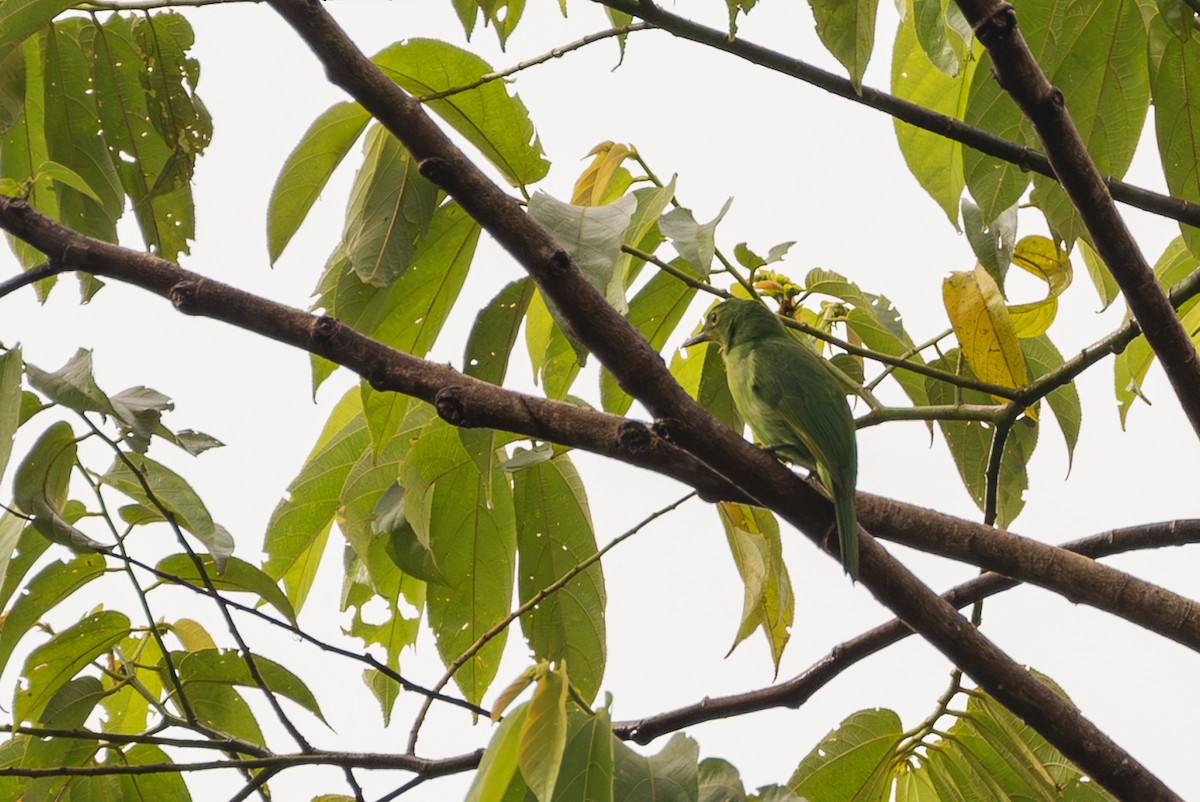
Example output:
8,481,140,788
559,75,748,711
746,340,856,483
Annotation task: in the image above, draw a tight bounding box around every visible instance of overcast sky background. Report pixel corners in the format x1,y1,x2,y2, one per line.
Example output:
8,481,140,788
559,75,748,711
2,1,1198,799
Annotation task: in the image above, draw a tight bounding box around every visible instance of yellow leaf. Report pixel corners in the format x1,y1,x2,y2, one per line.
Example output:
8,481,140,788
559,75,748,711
1008,297,1058,338
943,264,1029,390
571,142,632,206
1012,235,1072,296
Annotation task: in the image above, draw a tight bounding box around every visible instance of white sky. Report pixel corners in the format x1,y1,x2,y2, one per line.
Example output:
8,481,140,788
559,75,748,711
2,1,1198,799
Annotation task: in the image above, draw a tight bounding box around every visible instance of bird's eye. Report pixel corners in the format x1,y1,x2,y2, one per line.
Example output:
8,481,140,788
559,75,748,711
708,311,719,326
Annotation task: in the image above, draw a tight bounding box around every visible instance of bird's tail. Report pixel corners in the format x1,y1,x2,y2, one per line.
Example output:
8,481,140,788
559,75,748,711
834,488,859,579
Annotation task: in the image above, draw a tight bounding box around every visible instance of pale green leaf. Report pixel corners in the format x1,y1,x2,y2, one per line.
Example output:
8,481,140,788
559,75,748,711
788,708,903,800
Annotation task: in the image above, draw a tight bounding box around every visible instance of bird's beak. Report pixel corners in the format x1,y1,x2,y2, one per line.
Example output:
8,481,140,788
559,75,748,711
681,329,711,348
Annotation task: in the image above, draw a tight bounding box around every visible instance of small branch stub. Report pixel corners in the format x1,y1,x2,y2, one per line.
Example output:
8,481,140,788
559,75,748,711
434,387,469,427
313,315,339,343
975,4,1017,45
616,419,654,453
417,157,448,183
169,280,199,313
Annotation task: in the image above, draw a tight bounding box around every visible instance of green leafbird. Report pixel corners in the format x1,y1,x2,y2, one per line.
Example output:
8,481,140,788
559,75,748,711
683,299,860,577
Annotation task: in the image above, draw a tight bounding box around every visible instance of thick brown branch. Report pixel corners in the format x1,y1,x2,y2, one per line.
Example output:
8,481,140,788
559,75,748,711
3,195,1197,655
951,0,1200,447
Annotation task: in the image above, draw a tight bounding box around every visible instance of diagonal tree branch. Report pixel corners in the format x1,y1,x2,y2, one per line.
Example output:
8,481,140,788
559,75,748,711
615,518,1200,744
592,0,1200,230
951,0,1200,442
2,195,1197,658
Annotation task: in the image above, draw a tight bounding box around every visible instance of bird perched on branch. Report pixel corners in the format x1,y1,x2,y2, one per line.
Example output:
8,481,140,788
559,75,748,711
683,299,860,577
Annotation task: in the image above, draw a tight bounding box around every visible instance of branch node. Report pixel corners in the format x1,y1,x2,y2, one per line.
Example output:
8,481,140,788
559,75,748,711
418,157,448,182
435,386,469,427
169,280,200,314
313,315,339,343
616,420,654,453
974,4,1017,46
549,248,572,271
651,417,679,443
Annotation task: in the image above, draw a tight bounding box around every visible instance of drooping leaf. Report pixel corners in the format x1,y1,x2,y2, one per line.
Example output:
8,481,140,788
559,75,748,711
171,648,326,725
572,141,634,206
1020,335,1081,470
519,663,569,802
717,502,793,674
156,554,297,626
25,349,114,416
943,265,1029,393
788,708,903,801
0,347,22,482
263,389,367,610
0,0,73,63
14,610,130,724
373,38,549,187
342,123,439,287
807,0,879,91
466,703,529,802
0,553,105,682
601,260,698,415
1077,238,1120,311
465,277,535,386
116,744,193,801
109,386,173,454
268,100,371,263
528,191,637,315
400,419,516,704
102,454,234,571
962,198,1016,288
699,758,747,802
513,454,607,703
554,709,615,802
659,198,731,279
612,733,700,802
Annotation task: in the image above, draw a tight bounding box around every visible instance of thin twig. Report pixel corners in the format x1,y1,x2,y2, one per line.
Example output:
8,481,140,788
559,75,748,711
406,491,698,753
417,24,652,102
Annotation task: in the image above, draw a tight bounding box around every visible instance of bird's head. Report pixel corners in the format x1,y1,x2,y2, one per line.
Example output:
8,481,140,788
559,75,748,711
682,299,784,351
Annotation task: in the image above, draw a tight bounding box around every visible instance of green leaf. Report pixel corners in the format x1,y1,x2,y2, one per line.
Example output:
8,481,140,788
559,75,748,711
343,123,439,287
601,260,699,415
614,178,676,286
102,454,234,571
1150,13,1200,256
401,419,516,705
42,21,123,241
372,481,446,585
1029,0,1148,246
926,351,1038,527
788,708,903,801
0,521,50,613
467,703,529,802
0,0,73,62
554,709,615,802
0,347,22,482
717,502,793,673
0,552,106,683
528,191,637,315
109,385,173,454
513,454,607,703
659,198,731,279
519,664,569,802
171,648,326,725
962,53,1030,223
1020,335,1081,470
264,390,368,611
963,198,1016,289
913,0,967,76
500,441,555,473
268,100,371,263
808,0,879,90
25,348,114,416
612,733,699,802
15,610,130,724
40,676,105,727
373,38,549,188
844,308,930,408
36,158,98,201
102,631,164,735
13,420,75,514
117,744,193,801
174,678,265,746
699,758,747,802
156,553,298,626
1077,238,1120,311
363,668,400,726
465,278,535,386
670,337,743,432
